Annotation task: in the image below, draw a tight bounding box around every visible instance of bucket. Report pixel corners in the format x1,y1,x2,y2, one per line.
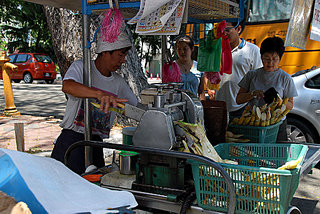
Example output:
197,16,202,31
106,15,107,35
119,151,139,175
122,127,136,145
201,100,227,145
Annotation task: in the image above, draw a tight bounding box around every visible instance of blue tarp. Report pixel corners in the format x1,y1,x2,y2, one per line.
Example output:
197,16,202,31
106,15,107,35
0,149,137,214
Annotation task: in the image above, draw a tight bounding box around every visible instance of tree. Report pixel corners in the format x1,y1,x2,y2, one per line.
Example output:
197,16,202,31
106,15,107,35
0,0,55,59
130,30,162,75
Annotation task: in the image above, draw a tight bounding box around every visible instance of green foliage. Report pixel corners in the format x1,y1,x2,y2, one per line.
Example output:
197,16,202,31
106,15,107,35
129,24,189,72
0,0,56,62
0,36,7,51
129,24,162,71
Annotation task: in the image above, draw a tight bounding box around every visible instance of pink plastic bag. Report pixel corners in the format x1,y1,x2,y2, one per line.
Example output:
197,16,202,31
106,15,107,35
162,61,181,83
205,72,221,85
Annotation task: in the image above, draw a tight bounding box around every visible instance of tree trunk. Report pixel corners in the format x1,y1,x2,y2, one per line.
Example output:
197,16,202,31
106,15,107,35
43,6,149,125
43,7,83,78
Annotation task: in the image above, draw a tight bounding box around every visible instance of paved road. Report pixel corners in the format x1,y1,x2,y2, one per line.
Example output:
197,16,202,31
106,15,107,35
293,168,320,214
0,80,66,119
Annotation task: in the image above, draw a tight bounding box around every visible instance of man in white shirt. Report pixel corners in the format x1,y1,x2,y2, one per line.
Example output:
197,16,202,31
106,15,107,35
215,21,263,122
51,30,138,175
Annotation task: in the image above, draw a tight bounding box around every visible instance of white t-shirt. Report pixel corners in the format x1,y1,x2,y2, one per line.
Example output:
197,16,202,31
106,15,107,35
215,39,263,112
60,60,138,139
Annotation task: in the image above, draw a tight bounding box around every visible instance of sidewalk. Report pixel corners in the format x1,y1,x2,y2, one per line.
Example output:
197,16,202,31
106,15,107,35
0,115,60,154
0,114,123,156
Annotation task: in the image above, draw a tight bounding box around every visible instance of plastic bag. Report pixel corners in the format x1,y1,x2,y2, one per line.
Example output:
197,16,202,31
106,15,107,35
205,72,221,85
162,61,181,83
197,30,222,72
285,0,313,49
216,21,232,75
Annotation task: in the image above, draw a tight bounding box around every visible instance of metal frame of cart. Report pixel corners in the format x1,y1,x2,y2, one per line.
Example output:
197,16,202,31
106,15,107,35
65,140,320,214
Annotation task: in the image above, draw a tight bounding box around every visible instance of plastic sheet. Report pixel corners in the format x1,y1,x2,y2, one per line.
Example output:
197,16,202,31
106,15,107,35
0,149,137,214
285,0,314,49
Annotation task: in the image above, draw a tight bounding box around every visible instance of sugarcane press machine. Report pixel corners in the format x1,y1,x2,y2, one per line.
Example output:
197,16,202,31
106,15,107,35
124,83,203,200
65,83,236,213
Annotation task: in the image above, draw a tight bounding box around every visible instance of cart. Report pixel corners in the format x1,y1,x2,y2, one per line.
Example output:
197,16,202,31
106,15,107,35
14,0,320,213
65,140,320,214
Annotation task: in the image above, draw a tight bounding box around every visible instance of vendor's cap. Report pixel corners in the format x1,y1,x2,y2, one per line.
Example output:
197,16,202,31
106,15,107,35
96,30,132,54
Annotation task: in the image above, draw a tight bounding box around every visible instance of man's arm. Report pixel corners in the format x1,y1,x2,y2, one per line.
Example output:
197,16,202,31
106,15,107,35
62,79,128,113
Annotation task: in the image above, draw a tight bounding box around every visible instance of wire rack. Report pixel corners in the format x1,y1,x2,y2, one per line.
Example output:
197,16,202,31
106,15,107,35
88,0,240,23
188,0,239,21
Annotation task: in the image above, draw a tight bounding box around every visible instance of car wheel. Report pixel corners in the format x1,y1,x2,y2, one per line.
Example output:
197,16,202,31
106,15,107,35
23,73,33,84
45,79,54,84
287,117,317,143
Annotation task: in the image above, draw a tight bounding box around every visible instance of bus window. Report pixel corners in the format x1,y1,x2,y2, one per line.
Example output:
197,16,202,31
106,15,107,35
248,0,292,22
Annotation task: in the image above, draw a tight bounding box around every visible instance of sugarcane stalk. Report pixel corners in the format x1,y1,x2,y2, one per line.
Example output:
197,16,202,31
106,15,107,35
277,94,283,107
182,140,190,153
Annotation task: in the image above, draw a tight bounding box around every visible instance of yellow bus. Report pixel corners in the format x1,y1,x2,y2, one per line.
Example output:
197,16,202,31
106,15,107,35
242,0,320,75
185,0,320,75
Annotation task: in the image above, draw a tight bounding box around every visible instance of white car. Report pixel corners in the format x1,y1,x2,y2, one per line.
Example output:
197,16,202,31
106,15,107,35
287,67,320,143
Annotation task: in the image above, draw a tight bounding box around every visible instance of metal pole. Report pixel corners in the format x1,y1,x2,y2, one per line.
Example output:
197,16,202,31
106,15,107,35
82,4,93,168
161,35,167,80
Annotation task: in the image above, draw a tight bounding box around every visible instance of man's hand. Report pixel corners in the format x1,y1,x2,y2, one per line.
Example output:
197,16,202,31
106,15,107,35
99,94,128,113
207,89,215,100
62,79,129,113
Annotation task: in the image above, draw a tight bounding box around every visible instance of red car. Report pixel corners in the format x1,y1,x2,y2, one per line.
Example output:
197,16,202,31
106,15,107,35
0,53,57,84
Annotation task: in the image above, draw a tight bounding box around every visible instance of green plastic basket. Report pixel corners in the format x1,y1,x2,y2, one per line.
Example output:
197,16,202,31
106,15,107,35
228,121,283,144
188,143,308,214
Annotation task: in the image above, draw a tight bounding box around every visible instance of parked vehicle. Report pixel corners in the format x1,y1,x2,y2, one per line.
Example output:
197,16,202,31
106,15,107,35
287,67,320,143
0,53,57,84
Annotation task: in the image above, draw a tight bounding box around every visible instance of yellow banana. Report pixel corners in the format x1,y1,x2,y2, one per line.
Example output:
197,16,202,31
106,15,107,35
278,157,303,170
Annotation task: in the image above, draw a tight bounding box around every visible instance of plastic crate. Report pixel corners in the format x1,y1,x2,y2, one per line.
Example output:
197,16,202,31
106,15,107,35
188,143,308,214
228,121,283,144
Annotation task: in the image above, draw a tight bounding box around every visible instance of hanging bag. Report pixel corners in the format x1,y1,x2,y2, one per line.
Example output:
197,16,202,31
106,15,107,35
216,21,232,75
197,30,222,72
162,61,181,83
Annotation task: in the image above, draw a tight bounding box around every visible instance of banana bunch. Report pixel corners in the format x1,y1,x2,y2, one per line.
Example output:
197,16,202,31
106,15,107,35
225,131,250,143
231,96,290,127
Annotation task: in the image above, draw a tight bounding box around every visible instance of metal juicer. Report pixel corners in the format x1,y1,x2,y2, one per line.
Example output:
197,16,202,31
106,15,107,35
117,83,205,201
129,82,204,150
